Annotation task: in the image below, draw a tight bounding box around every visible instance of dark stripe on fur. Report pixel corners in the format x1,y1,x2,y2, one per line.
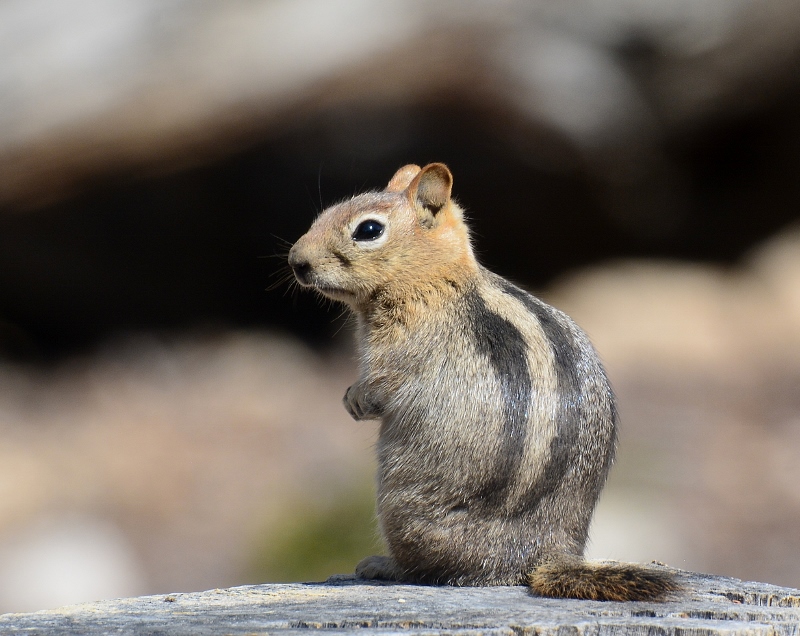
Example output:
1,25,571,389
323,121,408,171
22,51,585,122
463,287,531,509
497,279,584,515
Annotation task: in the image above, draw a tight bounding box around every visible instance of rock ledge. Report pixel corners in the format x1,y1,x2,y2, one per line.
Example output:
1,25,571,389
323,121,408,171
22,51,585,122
1,570,799,635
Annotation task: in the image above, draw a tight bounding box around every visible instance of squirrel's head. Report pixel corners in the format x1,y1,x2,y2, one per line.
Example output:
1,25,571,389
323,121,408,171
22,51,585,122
288,162,476,311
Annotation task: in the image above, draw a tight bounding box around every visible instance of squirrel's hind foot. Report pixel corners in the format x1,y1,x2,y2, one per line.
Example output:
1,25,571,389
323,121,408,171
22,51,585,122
355,555,402,581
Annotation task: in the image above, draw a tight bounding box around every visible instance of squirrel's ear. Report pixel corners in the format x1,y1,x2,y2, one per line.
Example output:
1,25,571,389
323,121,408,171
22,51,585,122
386,164,421,192
407,163,453,225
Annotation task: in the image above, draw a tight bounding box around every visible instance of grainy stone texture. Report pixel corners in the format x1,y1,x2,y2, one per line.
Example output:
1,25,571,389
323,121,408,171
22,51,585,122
1,570,798,635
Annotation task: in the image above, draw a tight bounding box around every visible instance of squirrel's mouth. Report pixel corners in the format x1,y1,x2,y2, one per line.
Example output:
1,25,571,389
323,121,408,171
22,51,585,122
313,285,355,302
289,262,355,302
291,269,344,295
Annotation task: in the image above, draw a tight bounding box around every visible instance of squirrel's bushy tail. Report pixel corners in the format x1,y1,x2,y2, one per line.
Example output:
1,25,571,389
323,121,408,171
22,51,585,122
528,556,681,602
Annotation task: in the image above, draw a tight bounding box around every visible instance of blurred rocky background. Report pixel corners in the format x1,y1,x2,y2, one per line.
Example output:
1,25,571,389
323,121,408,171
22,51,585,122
1,0,800,613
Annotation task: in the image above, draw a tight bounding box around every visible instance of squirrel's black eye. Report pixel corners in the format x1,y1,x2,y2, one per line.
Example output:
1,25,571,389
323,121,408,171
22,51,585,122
352,219,385,242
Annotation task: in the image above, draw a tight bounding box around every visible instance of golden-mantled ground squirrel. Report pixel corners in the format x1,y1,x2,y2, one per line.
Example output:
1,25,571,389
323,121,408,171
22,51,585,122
288,163,680,601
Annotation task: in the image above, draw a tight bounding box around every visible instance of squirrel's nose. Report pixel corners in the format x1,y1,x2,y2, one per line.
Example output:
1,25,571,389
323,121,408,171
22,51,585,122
288,248,312,284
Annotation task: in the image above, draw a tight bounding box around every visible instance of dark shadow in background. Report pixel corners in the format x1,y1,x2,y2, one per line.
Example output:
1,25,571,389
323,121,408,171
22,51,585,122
1,92,799,360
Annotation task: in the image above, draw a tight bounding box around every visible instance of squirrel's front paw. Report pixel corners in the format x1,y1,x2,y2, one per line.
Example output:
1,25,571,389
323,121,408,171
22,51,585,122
343,385,382,421
355,555,400,581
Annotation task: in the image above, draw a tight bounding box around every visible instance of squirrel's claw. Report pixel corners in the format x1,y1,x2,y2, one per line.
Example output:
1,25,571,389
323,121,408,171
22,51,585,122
343,384,382,421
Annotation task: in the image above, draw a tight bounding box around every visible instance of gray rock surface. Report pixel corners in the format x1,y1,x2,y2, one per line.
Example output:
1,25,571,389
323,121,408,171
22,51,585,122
1,570,798,635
